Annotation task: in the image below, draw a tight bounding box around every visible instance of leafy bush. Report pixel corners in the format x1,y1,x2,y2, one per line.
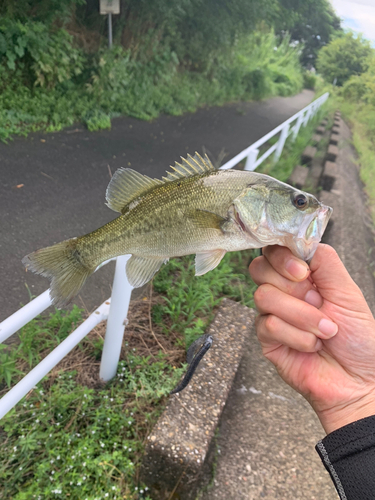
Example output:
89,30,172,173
303,70,317,89
0,19,84,89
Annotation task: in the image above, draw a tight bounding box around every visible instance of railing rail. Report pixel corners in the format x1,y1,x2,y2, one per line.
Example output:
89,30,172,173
0,92,329,420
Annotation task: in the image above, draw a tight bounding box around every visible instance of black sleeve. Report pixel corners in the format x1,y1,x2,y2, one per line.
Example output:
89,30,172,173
315,415,375,500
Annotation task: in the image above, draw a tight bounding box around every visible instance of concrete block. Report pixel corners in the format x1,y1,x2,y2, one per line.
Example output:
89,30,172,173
312,134,322,144
288,165,308,189
334,118,341,126
315,125,325,135
326,144,339,162
320,118,328,126
332,125,340,134
330,133,339,145
324,160,338,177
140,299,254,500
334,110,341,117
306,160,324,191
301,145,317,165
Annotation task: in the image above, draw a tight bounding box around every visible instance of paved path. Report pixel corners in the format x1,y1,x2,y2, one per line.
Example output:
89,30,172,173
0,90,314,321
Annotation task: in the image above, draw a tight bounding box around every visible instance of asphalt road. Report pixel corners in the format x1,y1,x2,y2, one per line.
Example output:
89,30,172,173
0,90,314,321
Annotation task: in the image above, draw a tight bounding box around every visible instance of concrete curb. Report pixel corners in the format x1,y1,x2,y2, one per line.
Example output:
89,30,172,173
140,299,255,499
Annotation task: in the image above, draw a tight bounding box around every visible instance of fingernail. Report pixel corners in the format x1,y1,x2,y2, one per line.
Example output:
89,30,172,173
285,259,309,279
318,318,338,338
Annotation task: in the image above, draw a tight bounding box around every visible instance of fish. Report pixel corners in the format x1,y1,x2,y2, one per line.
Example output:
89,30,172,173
22,153,332,307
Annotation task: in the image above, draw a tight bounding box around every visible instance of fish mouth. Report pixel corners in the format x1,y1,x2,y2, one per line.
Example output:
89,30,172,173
293,204,333,261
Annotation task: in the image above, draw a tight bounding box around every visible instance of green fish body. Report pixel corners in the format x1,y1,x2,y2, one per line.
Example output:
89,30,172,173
23,154,332,306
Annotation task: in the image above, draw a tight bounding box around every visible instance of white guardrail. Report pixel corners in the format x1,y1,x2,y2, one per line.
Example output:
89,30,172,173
0,92,329,420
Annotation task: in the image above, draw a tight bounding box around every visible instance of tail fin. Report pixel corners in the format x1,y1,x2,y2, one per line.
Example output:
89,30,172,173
22,238,93,308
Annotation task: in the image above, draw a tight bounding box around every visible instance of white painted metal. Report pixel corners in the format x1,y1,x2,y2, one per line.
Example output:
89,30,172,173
244,148,259,171
99,255,133,381
0,91,329,420
274,123,290,163
220,92,329,171
0,300,110,420
0,290,52,343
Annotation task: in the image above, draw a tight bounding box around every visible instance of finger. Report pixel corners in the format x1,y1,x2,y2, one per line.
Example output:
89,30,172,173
249,255,315,301
310,245,372,314
256,314,323,353
254,284,338,339
262,245,310,282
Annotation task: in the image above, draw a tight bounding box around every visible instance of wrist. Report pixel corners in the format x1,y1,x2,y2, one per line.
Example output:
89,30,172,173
318,392,375,434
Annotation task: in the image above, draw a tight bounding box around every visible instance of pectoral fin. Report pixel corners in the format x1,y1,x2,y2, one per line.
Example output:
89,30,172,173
187,209,227,230
126,256,168,287
195,249,226,276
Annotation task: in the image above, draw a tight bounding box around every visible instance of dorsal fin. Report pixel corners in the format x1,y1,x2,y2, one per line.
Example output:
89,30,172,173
106,168,163,213
162,153,215,182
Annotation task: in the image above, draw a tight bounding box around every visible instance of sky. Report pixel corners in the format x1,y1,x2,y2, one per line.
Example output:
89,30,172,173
330,0,375,45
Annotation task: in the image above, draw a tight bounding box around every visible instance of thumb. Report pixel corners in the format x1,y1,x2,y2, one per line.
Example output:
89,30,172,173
310,244,369,313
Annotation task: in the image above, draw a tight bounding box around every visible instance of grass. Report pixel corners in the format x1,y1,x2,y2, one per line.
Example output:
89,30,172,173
316,85,375,224
256,107,328,183
0,250,256,500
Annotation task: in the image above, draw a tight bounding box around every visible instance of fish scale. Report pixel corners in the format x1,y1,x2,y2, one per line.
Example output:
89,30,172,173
23,153,332,307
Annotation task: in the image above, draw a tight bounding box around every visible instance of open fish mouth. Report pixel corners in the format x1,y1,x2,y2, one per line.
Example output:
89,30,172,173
294,204,333,261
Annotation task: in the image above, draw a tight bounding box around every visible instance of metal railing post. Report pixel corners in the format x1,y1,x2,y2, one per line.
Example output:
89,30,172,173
303,107,312,126
273,123,290,163
244,148,259,171
99,255,133,381
292,112,304,142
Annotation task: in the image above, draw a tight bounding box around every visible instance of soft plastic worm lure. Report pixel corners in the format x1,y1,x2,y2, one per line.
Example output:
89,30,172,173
170,334,213,394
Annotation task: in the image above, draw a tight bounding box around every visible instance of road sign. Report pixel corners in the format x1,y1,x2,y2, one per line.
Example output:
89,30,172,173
100,0,120,15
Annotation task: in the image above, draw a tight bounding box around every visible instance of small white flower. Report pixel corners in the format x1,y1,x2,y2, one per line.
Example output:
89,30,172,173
92,431,96,434
51,471,55,475
77,482,81,486
35,419,40,423
19,467,22,470
107,418,110,421
57,456,60,460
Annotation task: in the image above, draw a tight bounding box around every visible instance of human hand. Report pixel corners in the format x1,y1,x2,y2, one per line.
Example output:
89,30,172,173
249,244,375,434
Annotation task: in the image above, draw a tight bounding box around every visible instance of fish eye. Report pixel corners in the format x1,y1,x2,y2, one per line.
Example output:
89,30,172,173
293,193,308,210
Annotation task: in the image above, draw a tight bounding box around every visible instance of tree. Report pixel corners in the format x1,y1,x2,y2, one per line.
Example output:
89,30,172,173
273,0,342,67
316,32,372,86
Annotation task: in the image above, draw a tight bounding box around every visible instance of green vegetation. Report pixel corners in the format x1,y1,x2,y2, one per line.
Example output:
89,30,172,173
316,33,375,223
316,32,373,86
257,107,327,182
0,251,256,499
0,0,341,141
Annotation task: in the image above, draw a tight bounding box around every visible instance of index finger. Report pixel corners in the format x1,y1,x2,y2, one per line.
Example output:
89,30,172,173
262,245,310,282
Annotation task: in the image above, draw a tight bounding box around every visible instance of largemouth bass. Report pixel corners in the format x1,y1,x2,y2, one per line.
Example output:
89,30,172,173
23,153,332,307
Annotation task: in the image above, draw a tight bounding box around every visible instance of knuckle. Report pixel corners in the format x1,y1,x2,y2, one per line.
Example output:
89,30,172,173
264,314,278,333
254,283,272,304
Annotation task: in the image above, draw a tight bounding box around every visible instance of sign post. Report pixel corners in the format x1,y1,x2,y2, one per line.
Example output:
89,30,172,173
100,0,120,48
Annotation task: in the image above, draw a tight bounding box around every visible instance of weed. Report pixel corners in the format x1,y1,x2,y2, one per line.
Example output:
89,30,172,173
0,249,258,499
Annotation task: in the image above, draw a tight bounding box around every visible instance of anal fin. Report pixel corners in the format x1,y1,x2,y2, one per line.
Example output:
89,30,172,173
126,256,168,287
195,249,226,276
